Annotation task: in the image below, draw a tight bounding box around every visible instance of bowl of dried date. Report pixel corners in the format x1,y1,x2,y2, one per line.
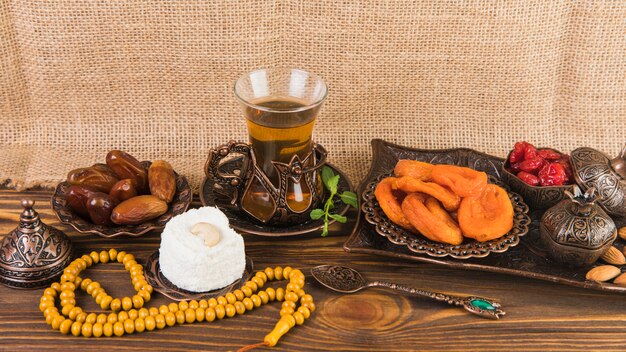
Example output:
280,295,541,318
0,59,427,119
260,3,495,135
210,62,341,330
501,141,577,210
51,150,193,238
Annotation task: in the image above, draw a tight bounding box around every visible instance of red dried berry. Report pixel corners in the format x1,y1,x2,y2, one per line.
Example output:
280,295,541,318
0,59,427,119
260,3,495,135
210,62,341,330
517,171,540,186
538,162,566,186
556,155,573,183
508,162,522,174
537,149,562,161
523,143,538,160
519,156,546,175
509,142,529,163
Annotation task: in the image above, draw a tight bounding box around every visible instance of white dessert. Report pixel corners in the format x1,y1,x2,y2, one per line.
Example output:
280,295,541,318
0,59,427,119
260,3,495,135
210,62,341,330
159,206,246,292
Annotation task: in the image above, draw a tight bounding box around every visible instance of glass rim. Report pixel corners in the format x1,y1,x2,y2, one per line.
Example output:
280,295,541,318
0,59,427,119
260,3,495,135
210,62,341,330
233,68,328,114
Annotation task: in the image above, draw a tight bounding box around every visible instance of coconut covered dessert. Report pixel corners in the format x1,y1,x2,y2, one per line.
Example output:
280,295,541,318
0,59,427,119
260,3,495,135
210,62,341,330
159,206,246,292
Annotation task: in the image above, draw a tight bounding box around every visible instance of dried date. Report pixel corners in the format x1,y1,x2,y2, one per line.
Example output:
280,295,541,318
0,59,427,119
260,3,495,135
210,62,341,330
106,150,148,192
109,179,138,203
86,192,117,226
148,160,176,203
111,195,168,225
67,166,119,193
65,185,98,218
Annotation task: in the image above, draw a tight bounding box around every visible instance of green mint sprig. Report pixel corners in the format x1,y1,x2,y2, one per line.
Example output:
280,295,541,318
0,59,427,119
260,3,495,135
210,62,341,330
310,166,358,236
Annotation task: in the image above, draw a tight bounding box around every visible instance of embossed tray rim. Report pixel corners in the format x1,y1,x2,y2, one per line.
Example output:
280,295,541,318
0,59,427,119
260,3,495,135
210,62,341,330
343,139,626,294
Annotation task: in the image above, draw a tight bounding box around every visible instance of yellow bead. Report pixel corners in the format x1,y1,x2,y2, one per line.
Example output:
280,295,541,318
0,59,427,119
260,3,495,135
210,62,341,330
198,299,208,309
59,290,74,300
282,301,296,310
266,287,276,301
60,299,76,309
91,288,105,299
93,322,103,338
39,301,54,312
149,307,159,316
258,291,269,304
178,300,189,311
214,305,225,319
285,291,298,302
127,309,138,320
123,319,135,334
225,293,237,304
205,308,216,322
43,288,57,297
225,304,236,318
81,322,93,337
175,310,185,324
165,312,176,327
142,284,154,294
295,289,306,298
118,311,129,323
241,286,252,297
185,308,196,323
251,295,262,308
122,297,133,311
289,269,304,280
100,295,113,310
130,264,143,273
282,266,293,280
159,305,169,315
138,308,149,319
110,298,122,312
242,298,253,311
50,282,62,292
61,304,75,316
80,254,93,266
276,288,285,301
264,267,275,281
293,311,305,325
255,271,267,284
233,290,244,301
145,316,156,331
134,318,145,333
99,251,109,264
251,276,264,288
43,307,59,318
124,260,137,271
107,313,118,324
103,322,113,337
86,281,101,295
71,321,83,337
155,314,166,329
217,296,227,306
208,298,218,307
45,312,58,325
291,277,305,288
80,278,92,291
286,283,301,292
195,307,205,322
89,251,100,264
59,319,72,335
95,292,107,305
168,302,179,313
113,321,125,337
122,253,135,265
74,276,82,287
116,251,127,263
76,312,87,323
280,307,294,316
234,301,246,315
132,295,144,309
301,294,314,304
274,266,283,280
97,313,107,324
188,300,199,309
60,273,75,283
244,281,258,292
86,313,97,324
51,315,65,330
108,248,118,261
303,301,316,313
60,282,76,292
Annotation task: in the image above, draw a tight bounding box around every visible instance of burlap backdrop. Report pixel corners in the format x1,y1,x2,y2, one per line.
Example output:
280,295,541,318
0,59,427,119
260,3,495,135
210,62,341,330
1,0,625,192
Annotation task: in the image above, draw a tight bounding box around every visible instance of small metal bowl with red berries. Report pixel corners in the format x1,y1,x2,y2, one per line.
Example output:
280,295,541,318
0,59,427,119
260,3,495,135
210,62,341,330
501,141,577,210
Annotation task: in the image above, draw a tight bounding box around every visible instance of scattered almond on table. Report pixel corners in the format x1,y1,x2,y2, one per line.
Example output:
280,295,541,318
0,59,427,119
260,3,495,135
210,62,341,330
586,265,621,282
600,246,626,265
619,227,626,241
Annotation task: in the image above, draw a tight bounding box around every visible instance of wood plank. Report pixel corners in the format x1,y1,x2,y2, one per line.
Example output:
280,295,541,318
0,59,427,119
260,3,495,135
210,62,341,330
1,189,626,351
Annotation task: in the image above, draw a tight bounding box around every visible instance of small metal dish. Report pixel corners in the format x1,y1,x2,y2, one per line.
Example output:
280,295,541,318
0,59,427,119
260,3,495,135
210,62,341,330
51,161,193,238
501,148,576,210
144,251,253,301
362,174,531,259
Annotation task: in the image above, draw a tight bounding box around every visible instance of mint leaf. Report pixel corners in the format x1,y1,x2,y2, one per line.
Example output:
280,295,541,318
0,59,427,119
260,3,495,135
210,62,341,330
327,175,339,194
309,209,324,220
328,213,347,223
321,166,336,191
339,191,358,208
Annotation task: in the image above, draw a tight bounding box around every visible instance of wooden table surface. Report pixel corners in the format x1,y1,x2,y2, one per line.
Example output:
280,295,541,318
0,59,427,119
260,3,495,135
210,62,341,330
1,189,626,351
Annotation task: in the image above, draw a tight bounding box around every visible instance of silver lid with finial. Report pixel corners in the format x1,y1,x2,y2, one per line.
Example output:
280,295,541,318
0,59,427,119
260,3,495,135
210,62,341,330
0,199,73,289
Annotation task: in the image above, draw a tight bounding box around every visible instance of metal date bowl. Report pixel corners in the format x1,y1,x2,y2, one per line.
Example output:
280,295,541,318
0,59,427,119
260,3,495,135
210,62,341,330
362,174,531,260
501,149,576,210
51,161,193,238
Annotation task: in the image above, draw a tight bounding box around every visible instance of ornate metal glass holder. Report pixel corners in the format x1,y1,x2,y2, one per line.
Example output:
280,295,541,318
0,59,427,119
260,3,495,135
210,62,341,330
0,199,73,289
205,141,328,226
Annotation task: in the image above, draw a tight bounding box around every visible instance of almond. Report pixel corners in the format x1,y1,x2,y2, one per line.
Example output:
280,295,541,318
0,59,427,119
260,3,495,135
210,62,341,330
619,227,626,241
614,273,626,287
600,246,626,265
586,265,621,282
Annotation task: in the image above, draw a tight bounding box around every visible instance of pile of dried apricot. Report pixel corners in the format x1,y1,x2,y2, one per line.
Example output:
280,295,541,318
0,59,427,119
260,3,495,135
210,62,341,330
375,160,514,244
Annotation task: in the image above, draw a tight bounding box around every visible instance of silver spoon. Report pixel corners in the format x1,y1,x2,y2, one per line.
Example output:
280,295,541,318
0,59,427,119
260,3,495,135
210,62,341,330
310,265,505,319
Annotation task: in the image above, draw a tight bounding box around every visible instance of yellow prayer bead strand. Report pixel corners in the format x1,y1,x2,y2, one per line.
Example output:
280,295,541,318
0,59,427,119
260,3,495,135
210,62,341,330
40,249,314,348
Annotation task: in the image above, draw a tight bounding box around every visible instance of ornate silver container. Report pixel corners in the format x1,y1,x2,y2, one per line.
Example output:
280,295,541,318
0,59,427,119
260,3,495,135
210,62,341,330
0,199,73,289
540,186,616,267
570,144,626,217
